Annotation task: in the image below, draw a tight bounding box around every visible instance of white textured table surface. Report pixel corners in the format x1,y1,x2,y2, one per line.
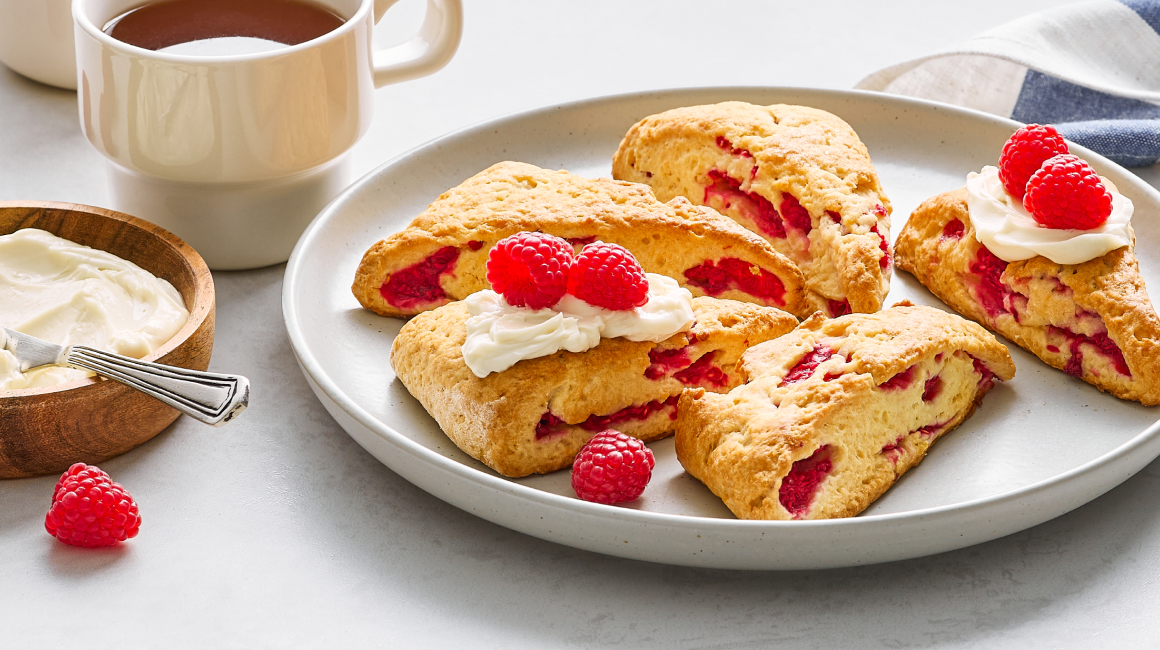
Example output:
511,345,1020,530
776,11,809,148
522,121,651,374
3,1,1159,647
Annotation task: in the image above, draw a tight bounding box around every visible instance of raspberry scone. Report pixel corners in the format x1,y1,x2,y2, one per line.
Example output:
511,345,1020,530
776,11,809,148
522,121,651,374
895,125,1160,405
675,305,1015,520
392,296,797,477
353,161,810,319
612,102,892,317
896,189,1160,404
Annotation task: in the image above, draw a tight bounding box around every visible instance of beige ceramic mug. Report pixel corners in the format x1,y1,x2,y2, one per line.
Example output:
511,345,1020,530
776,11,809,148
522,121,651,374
73,0,463,270
0,0,77,89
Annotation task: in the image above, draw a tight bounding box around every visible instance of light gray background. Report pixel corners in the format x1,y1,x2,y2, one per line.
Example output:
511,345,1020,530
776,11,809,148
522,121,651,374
2,1,1157,647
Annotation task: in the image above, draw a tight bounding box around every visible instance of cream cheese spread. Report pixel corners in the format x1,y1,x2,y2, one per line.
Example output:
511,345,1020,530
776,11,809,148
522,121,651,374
0,229,190,390
965,165,1133,265
461,273,695,378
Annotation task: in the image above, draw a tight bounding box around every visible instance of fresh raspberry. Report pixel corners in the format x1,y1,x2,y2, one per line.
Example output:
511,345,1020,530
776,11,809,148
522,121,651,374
571,430,655,504
1023,154,1113,230
45,463,140,548
567,242,650,310
997,124,1069,199
485,232,575,309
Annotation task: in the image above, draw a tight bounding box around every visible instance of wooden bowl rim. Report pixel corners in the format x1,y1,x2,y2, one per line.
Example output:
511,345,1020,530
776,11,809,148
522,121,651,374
0,200,215,398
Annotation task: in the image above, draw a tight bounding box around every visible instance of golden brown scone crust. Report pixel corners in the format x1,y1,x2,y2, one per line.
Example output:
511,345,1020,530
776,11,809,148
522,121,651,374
391,296,798,477
675,305,1015,521
895,188,1160,405
612,102,892,315
354,161,809,319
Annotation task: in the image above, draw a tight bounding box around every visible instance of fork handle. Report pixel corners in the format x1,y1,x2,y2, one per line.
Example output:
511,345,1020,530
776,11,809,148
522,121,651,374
65,346,249,426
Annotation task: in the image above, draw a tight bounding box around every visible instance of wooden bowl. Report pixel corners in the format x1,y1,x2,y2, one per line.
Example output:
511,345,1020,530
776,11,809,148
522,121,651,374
0,201,215,479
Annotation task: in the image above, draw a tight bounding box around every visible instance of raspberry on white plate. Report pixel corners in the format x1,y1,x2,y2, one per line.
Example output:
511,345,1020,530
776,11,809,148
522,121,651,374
571,430,655,504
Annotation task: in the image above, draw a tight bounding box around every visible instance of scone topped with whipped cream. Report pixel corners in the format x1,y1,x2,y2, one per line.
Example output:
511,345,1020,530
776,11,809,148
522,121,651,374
895,124,1160,405
353,161,811,319
612,102,892,317
391,233,798,477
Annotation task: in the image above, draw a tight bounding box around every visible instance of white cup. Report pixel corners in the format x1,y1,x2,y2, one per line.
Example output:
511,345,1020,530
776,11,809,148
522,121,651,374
73,0,463,270
0,0,77,89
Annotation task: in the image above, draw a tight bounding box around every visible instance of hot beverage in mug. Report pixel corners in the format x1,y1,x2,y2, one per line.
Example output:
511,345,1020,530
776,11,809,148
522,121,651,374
74,0,463,269
103,0,346,56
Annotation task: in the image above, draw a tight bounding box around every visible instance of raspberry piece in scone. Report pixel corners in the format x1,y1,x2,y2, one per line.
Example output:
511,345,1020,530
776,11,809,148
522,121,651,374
675,305,1015,520
392,295,798,477
353,162,811,319
895,187,1160,404
612,101,893,317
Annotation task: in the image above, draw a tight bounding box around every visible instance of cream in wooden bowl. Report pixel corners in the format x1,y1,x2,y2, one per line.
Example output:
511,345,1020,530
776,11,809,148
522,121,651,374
0,229,191,390
0,201,215,479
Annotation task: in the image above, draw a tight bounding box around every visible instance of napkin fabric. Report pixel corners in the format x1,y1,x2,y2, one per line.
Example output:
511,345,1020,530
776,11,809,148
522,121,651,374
856,0,1160,167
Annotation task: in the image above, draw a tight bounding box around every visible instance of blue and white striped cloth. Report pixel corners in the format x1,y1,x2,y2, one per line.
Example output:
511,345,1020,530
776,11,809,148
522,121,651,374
857,0,1160,167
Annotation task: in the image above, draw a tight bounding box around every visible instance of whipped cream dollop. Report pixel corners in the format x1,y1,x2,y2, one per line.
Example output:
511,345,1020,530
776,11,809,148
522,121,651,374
965,165,1133,264
0,229,190,391
462,273,695,378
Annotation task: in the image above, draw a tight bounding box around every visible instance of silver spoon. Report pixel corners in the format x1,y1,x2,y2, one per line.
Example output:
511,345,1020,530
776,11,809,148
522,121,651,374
1,326,248,426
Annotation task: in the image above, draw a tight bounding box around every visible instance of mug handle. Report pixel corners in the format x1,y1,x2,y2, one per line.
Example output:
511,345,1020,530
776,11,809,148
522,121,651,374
371,0,463,88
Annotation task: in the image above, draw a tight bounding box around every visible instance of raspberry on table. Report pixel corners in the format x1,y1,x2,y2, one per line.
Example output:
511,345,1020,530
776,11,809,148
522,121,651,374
485,232,575,309
571,430,655,504
998,123,1069,199
45,463,141,548
1023,154,1113,230
567,241,650,311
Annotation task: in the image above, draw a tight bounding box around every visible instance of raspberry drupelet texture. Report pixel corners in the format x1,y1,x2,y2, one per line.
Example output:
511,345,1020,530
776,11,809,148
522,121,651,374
998,123,1070,199
571,430,655,504
45,463,141,548
485,232,575,309
1023,154,1114,230
568,242,650,311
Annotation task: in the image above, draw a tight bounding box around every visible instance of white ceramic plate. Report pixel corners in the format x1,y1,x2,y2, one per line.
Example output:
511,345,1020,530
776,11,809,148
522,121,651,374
283,87,1160,569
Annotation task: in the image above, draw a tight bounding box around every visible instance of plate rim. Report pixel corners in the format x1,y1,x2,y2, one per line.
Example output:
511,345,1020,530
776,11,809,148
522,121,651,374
283,85,1160,555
